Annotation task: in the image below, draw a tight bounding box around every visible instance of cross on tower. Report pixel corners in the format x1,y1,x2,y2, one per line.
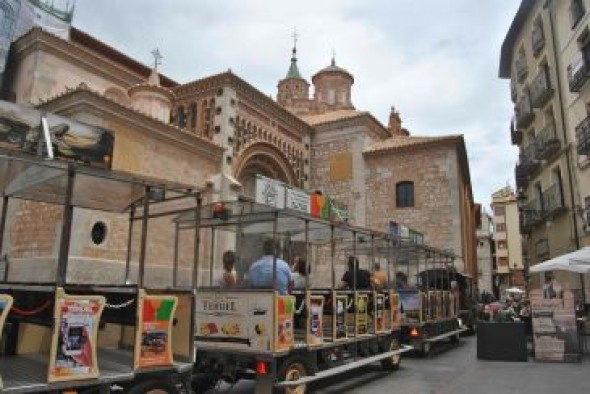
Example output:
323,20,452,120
292,28,298,49
151,48,163,70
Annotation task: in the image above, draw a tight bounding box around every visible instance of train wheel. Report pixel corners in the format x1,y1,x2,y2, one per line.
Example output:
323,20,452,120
421,341,431,357
127,379,180,394
279,357,309,394
381,337,401,371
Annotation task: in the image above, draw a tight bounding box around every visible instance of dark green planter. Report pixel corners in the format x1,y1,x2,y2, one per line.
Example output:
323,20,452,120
477,321,527,361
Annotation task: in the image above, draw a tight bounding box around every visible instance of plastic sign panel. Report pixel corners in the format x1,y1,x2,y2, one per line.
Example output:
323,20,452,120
0,294,13,389
399,290,421,323
135,291,178,369
275,295,295,351
286,186,310,214
356,293,369,336
0,100,113,167
195,291,274,352
255,175,285,209
389,291,401,331
375,293,386,333
334,293,348,341
48,288,105,383
530,289,579,362
307,295,324,346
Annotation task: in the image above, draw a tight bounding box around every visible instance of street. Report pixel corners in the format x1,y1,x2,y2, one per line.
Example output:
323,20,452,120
212,336,590,394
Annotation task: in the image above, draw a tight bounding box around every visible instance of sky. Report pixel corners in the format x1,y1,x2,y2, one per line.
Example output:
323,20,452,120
73,0,521,210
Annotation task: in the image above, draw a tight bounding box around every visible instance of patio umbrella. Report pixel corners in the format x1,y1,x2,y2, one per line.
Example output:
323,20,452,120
529,247,590,274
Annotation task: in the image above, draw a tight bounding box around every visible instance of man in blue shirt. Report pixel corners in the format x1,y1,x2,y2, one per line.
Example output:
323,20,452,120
249,238,291,295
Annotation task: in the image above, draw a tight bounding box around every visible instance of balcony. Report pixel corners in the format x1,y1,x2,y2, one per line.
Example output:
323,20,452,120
515,90,534,128
520,199,543,234
568,51,590,93
534,121,560,160
532,24,545,57
542,183,567,219
510,119,522,145
575,115,590,155
515,163,528,190
520,143,540,173
530,67,553,108
516,56,528,82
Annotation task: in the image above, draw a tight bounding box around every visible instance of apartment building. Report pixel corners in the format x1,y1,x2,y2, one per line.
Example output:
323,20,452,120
491,187,524,291
500,0,590,271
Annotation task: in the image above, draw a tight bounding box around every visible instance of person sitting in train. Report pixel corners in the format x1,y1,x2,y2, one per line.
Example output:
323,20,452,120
248,238,292,295
217,250,236,288
339,256,372,290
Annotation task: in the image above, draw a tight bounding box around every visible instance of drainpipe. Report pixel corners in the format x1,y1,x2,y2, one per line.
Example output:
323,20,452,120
546,0,581,250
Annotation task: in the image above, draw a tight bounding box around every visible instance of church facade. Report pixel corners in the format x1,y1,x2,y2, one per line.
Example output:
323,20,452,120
0,23,478,286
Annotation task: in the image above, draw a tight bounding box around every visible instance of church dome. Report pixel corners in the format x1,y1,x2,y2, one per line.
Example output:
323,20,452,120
312,58,354,83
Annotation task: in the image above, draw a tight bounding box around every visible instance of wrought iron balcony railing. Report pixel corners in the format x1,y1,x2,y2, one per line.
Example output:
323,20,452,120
532,24,545,57
511,119,522,145
515,163,529,190
568,51,590,93
530,66,554,108
515,89,534,128
535,121,560,160
520,198,543,234
542,183,566,219
516,56,528,82
575,114,590,156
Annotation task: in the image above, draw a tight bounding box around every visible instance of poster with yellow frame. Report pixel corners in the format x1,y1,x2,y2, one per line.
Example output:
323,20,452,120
134,290,178,369
355,293,369,336
48,288,105,383
307,294,324,346
0,294,13,389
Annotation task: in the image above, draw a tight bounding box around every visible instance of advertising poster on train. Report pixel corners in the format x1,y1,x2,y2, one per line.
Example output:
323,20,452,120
135,293,177,369
390,292,401,331
356,294,369,335
195,291,274,352
334,294,348,340
48,290,105,382
375,294,386,333
530,289,579,362
399,290,421,323
0,294,13,389
275,296,295,351
307,295,324,346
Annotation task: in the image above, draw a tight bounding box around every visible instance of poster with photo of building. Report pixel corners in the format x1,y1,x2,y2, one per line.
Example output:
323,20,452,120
530,289,580,362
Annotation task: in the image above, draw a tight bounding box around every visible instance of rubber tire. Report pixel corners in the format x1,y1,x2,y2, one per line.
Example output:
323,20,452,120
126,379,180,394
277,356,311,394
421,341,431,357
192,372,218,394
381,337,402,371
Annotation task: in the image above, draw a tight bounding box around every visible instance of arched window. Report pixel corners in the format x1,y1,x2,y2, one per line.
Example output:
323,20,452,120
177,105,186,128
396,181,414,208
189,102,197,129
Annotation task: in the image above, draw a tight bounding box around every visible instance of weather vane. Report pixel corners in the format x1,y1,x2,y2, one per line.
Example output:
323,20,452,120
292,27,298,48
151,48,163,70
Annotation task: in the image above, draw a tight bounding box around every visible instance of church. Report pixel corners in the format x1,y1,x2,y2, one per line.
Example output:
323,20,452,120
0,1,478,286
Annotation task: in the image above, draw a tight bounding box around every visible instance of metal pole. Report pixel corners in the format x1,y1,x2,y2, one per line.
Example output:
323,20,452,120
330,225,335,288
210,228,215,287
0,196,9,281
304,219,309,290
137,186,150,288
272,211,278,292
56,168,75,287
192,196,201,290
124,206,135,284
173,222,179,288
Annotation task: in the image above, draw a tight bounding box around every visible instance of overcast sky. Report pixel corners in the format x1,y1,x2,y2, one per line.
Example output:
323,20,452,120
74,0,520,210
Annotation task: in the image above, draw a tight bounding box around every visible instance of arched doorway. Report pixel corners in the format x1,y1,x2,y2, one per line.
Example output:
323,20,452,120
234,142,298,199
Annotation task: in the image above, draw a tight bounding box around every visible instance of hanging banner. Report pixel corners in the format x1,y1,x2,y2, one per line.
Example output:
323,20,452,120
255,175,286,209
389,291,401,331
356,293,369,335
285,186,310,214
530,289,579,362
375,293,386,333
0,100,114,167
334,293,348,341
275,295,295,352
48,289,105,383
307,295,324,346
135,291,178,369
